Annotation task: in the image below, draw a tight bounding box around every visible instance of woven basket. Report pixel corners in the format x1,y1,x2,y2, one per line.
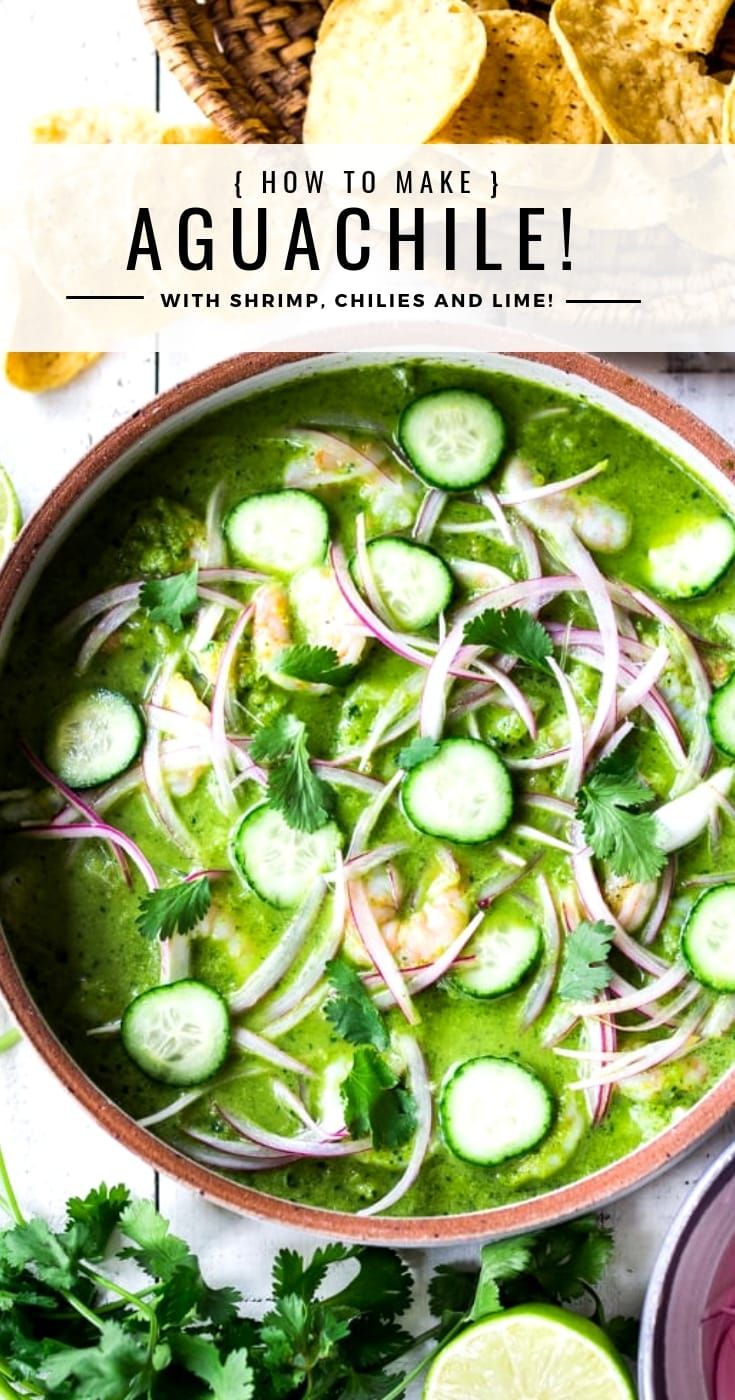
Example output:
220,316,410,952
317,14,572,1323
140,0,735,146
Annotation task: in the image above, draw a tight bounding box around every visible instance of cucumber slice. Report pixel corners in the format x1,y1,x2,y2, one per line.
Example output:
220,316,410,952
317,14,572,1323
232,803,342,908
647,517,735,600
453,910,542,998
398,389,506,491
225,490,329,576
439,1056,553,1166
401,738,513,844
709,675,735,757
357,537,454,630
681,884,735,991
45,688,144,789
122,979,231,1086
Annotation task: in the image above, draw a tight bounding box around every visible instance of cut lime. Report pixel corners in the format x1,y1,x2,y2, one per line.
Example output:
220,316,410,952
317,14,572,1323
423,1304,634,1400
0,465,21,563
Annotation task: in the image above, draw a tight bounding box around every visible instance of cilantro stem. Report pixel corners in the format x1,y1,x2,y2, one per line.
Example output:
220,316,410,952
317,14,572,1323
380,1319,465,1400
82,1267,159,1359
0,1372,25,1399
0,1030,20,1056
0,1147,24,1226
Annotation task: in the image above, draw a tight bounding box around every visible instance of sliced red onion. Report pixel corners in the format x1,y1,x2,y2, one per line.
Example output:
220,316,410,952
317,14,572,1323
572,842,668,977
613,980,702,1035
233,1027,314,1078
596,720,634,764
618,642,670,720
563,534,620,753
312,761,384,796
146,703,211,743
195,586,246,612
547,658,585,797
541,1006,579,1048
499,459,608,508
332,542,438,669
413,489,446,544
184,1125,288,1161
138,1086,212,1128
254,865,346,1028
76,599,139,674
506,748,570,772
22,820,158,890
181,1142,293,1172
567,1011,703,1089
21,740,130,883
342,843,408,879
57,581,143,641
289,427,393,482
229,879,327,1014
546,624,651,663
640,859,675,946
683,871,735,888
210,604,253,812
271,1079,347,1139
513,520,542,597
348,878,417,1024
523,793,575,819
259,982,328,1039
512,823,579,856
355,512,393,623
200,567,268,586
474,486,515,547
580,997,616,1125
476,860,537,908
348,769,402,859
580,961,687,1018
611,581,712,789
142,660,195,856
373,910,485,1009
216,1103,371,1158
522,874,561,1027
359,1035,432,1217
700,994,735,1038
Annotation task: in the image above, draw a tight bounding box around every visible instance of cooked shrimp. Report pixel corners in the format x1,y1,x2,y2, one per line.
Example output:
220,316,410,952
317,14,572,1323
383,849,470,968
290,565,366,668
160,674,212,796
502,458,631,553
448,558,512,595
252,568,366,690
602,870,657,931
252,581,291,676
574,498,632,554
285,437,418,530
343,865,402,966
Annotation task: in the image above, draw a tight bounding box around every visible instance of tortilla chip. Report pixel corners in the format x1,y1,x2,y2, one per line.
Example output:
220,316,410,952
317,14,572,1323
550,0,726,142
434,11,601,142
32,107,228,145
304,0,487,144
4,352,101,394
628,0,731,54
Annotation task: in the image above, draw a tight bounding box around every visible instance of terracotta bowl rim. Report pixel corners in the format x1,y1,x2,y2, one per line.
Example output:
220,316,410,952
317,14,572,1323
1,348,734,1246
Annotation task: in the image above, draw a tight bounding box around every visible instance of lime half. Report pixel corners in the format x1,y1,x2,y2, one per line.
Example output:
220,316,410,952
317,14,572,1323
423,1304,634,1400
0,465,21,564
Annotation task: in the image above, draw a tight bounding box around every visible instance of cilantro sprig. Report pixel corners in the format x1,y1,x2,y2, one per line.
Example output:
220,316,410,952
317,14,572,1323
250,714,334,834
140,564,199,632
276,644,354,688
325,962,416,1150
577,748,666,883
463,607,553,673
0,1142,636,1400
558,920,615,1002
325,959,389,1051
397,737,439,771
137,873,213,942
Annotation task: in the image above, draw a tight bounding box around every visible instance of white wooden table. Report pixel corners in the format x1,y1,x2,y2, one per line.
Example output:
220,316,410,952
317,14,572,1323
2,0,735,1364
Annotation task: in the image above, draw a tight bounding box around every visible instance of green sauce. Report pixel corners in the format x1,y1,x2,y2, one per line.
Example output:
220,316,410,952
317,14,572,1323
1,359,733,1218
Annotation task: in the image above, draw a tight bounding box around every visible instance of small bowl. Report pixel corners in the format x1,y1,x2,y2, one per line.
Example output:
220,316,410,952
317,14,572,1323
2,349,735,1246
640,1139,735,1400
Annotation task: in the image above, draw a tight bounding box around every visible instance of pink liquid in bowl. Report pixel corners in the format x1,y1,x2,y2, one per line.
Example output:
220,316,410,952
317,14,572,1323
703,1240,735,1400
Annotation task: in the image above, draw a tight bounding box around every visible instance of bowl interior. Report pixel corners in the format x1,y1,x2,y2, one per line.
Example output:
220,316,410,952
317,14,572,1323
2,348,735,1245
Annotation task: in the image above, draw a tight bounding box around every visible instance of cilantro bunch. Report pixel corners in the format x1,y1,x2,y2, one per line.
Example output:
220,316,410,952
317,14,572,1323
0,1137,636,1400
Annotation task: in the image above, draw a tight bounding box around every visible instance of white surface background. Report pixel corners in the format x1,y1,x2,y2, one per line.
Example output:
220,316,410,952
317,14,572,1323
1,0,735,1379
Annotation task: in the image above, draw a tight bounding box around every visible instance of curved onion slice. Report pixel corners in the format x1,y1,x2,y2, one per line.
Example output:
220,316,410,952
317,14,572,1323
567,1010,703,1090
640,859,675,946
499,459,608,507
521,874,561,1027
373,910,484,1008
547,658,585,798
475,485,515,546
142,659,195,856
22,740,130,884
618,643,669,719
359,1035,432,1217
22,820,157,889
216,1104,371,1158
581,997,616,1125
655,769,735,853
232,1028,314,1078
254,864,347,1029
349,878,417,1024
229,880,327,1014
182,1142,295,1171
572,843,668,977
210,605,252,811
76,600,139,674
413,488,446,544
580,961,687,1018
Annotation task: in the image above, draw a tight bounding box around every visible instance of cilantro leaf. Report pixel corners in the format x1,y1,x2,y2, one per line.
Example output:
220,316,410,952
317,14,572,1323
558,921,615,1002
325,960,389,1051
428,1266,479,1327
0,1219,79,1292
65,1184,131,1261
528,1217,614,1301
463,607,552,673
471,1237,536,1320
41,1320,148,1399
136,874,212,942
577,751,666,882
340,1046,417,1150
329,1249,413,1320
251,714,334,834
119,1199,194,1282
140,564,199,632
273,1242,353,1302
397,737,440,771
606,1313,640,1360
174,1335,254,1399
277,644,354,687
